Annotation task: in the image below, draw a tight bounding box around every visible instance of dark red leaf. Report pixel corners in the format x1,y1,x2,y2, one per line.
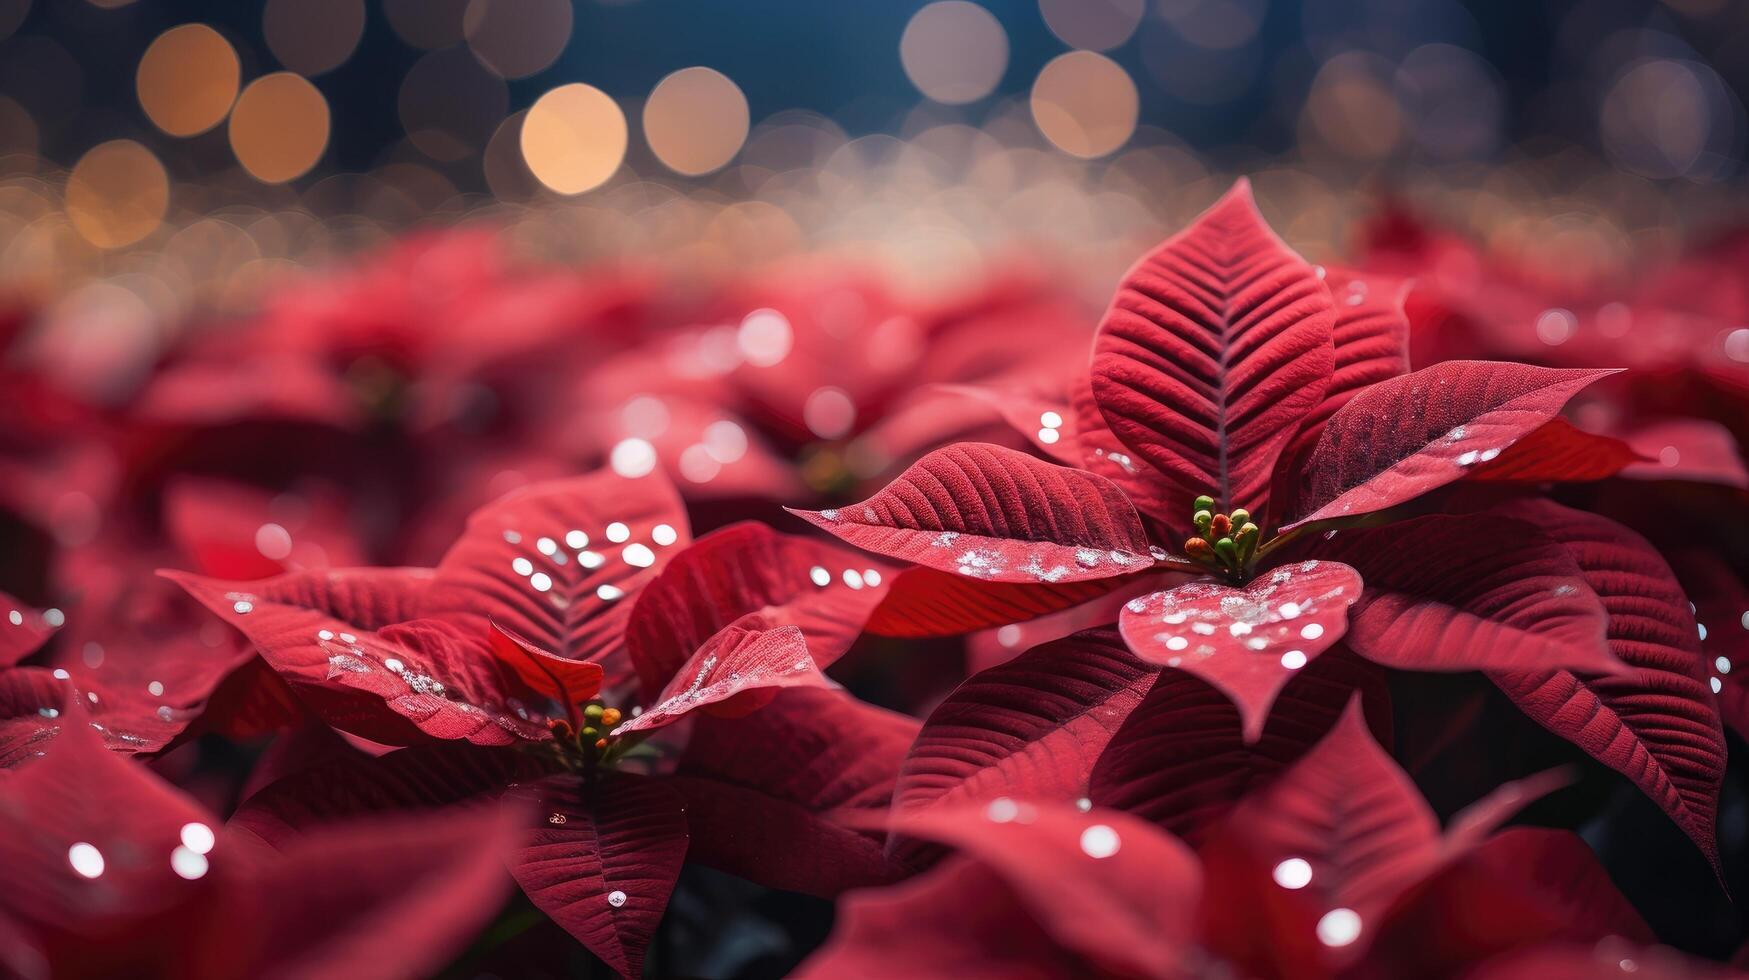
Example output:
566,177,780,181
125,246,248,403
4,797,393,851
1118,560,1363,740
891,628,1158,817
1314,513,1617,675
423,469,691,669
625,521,892,696
1291,361,1618,528
1087,179,1336,529
0,591,57,667
0,668,66,768
487,621,605,709
796,858,1086,979
1089,652,1390,845
890,802,1201,979
1486,500,1725,870
1467,828,1654,944
788,443,1158,585
611,623,827,735
1621,418,1749,488
507,772,688,979
167,568,549,745
863,564,1182,639
1287,270,1412,460
670,687,918,896
1462,417,1643,483
1464,941,1736,979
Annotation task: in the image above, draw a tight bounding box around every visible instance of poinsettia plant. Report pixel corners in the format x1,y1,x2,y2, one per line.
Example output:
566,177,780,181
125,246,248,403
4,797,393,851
0,178,1742,977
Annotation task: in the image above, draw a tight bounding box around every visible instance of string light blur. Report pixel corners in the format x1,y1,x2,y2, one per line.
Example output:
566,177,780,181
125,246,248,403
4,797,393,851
522,83,627,195
644,68,750,177
136,24,239,137
229,73,330,183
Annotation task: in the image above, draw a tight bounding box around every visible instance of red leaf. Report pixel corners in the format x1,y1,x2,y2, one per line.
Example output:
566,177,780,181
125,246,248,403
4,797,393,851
206,805,522,980
1486,500,1725,870
1088,651,1391,845
1287,270,1412,460
1118,559,1363,740
0,591,57,667
1290,361,1618,528
891,628,1157,816
787,443,1159,585
889,803,1202,979
797,859,1087,979
1087,179,1336,528
423,469,691,669
487,621,605,709
626,522,892,696
611,623,827,736
1621,417,1749,488
508,772,688,979
1462,417,1643,483
0,710,518,979
863,564,1181,638
167,569,549,745
1467,828,1655,944
1314,513,1617,675
1219,697,1437,932
670,688,918,896
0,668,65,768
930,380,1084,465
1464,942,1735,980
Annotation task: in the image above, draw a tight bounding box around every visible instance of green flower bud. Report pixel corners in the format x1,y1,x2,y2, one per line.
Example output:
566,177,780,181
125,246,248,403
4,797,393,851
1193,495,1215,513
1230,508,1251,528
583,703,605,722
1214,537,1238,565
1194,510,1213,534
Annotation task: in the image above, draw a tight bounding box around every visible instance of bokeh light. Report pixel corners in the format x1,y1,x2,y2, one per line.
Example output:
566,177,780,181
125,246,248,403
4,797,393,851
644,67,750,177
1039,0,1143,51
464,0,573,79
900,2,1008,105
522,83,627,195
399,46,509,162
263,0,365,76
136,24,240,137
383,0,469,51
65,139,167,248
1031,51,1138,158
229,73,330,183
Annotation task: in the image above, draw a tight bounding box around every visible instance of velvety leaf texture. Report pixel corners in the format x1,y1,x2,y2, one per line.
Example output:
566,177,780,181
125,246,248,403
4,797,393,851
1291,360,1617,528
1287,270,1411,460
1486,500,1725,870
508,773,688,979
1314,513,1617,676
625,521,892,696
612,623,827,735
1088,179,1336,527
1088,650,1390,844
1462,417,1643,484
863,565,1176,639
891,628,1158,816
789,443,1157,585
424,470,692,669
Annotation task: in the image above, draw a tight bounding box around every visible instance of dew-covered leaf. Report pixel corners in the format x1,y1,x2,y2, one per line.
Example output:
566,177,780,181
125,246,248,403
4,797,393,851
1087,180,1336,530
0,591,58,668
1291,361,1619,528
626,522,891,696
612,623,827,736
423,470,691,670
508,772,688,979
1287,270,1411,460
789,443,1158,586
1117,560,1363,740
1462,417,1643,483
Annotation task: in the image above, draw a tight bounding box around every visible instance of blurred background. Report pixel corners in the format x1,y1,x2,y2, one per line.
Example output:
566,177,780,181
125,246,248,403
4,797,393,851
1,0,1747,363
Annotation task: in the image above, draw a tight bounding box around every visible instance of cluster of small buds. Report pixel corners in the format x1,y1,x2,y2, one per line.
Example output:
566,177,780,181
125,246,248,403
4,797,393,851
1184,494,1260,578
549,701,624,757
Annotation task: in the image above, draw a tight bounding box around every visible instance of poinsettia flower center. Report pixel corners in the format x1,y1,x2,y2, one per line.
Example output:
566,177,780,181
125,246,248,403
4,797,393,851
1181,494,1261,581
543,700,632,769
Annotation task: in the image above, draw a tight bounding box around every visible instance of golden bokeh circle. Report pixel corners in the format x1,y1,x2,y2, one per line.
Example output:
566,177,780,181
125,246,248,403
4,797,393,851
521,83,627,195
643,67,750,176
228,72,330,183
1030,51,1138,159
137,24,240,137
66,139,168,248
